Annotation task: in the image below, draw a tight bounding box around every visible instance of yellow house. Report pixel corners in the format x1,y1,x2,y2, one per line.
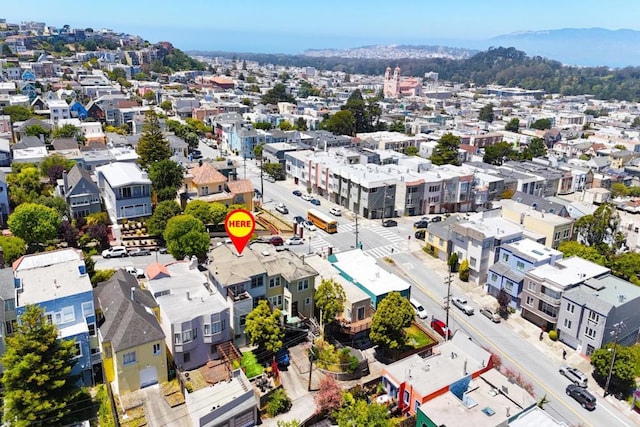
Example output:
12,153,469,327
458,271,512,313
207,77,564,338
95,270,167,395
183,162,254,211
499,199,574,249
421,217,456,262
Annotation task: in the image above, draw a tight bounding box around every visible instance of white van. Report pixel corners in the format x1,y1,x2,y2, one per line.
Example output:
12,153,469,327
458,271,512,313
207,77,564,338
410,298,428,319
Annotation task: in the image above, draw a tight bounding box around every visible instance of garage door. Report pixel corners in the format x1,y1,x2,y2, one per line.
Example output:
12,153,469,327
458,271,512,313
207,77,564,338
140,366,158,388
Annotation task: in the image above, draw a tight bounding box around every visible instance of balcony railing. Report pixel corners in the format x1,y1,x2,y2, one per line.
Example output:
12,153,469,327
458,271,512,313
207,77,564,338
336,317,372,335
538,292,561,306
91,351,102,365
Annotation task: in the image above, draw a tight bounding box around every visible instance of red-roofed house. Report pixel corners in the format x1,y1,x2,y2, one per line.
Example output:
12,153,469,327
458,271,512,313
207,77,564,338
181,163,254,211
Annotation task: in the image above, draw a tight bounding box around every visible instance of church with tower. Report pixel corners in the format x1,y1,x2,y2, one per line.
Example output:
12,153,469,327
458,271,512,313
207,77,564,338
383,66,423,98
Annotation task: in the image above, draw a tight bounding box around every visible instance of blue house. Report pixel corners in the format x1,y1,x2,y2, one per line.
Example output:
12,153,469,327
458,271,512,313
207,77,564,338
95,162,152,223
0,171,9,224
329,250,411,309
69,101,88,120
228,123,261,159
487,240,562,309
14,249,97,386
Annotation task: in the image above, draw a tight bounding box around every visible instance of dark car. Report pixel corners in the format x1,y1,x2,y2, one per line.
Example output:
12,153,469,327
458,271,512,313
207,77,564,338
128,248,152,257
414,220,429,229
293,216,305,225
430,216,442,223
414,230,426,240
269,236,284,246
292,189,302,196
382,219,398,227
310,198,321,206
566,384,596,410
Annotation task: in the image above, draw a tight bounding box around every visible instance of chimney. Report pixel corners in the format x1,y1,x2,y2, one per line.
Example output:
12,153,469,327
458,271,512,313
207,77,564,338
130,287,135,301
186,291,191,300
62,170,69,192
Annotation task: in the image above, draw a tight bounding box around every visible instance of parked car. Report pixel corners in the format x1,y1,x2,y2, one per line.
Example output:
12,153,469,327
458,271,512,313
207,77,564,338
285,236,304,245
382,219,398,227
158,247,168,254
124,266,145,279
102,246,128,258
275,203,288,214
410,298,428,319
301,193,313,201
254,188,262,197
414,230,426,240
430,318,452,339
310,198,321,206
559,366,588,387
128,248,152,257
430,216,442,223
265,175,276,183
302,220,317,231
479,307,501,323
269,236,284,246
414,220,429,229
452,297,474,315
566,384,596,410
293,216,305,225
329,207,342,216
292,190,302,197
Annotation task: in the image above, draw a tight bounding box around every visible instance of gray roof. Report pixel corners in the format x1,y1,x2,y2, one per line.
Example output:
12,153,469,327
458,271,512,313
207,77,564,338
52,138,79,151
13,136,45,149
488,261,525,283
426,215,458,240
66,163,99,195
511,191,568,217
95,270,164,352
0,269,15,301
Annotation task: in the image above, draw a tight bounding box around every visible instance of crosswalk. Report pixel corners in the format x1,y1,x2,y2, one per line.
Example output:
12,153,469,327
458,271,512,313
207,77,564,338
337,222,411,259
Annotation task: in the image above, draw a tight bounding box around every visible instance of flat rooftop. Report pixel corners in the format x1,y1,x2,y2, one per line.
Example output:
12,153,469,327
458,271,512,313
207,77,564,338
527,256,609,290
305,254,369,304
503,239,561,263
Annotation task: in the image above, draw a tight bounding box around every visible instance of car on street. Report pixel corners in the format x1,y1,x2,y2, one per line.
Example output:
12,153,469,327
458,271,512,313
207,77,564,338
414,230,426,240
414,220,429,229
559,366,588,387
292,190,302,197
265,175,276,183
430,216,442,223
254,188,262,197
566,384,596,410
410,298,428,319
301,193,312,201
310,198,321,206
382,219,398,227
275,203,288,214
329,207,342,216
102,246,128,258
430,318,452,339
452,297,474,315
302,220,317,231
293,216,305,225
480,307,501,323
124,266,145,278
128,248,152,257
269,236,284,246
285,236,304,245
158,247,168,254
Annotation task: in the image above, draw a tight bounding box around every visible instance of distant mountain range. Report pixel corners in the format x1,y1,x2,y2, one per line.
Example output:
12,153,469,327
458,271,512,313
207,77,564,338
486,28,640,67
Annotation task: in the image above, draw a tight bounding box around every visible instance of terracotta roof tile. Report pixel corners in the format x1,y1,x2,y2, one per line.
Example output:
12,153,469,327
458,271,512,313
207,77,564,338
189,163,227,185
226,179,253,194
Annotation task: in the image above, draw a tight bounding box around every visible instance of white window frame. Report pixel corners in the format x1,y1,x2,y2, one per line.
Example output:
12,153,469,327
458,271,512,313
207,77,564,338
123,351,136,365
204,324,211,336
82,301,93,317
297,279,309,291
62,306,75,323
212,321,221,334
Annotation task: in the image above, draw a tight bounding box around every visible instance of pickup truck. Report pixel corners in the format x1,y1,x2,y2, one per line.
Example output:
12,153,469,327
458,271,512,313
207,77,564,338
125,266,145,279
452,296,474,315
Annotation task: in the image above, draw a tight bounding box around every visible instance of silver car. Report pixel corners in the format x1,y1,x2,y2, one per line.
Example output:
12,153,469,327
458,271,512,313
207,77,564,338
480,307,501,323
559,366,588,387
452,297,474,315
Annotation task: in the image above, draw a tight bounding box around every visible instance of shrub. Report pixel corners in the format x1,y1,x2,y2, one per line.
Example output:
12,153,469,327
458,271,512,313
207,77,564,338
459,259,470,282
266,388,292,417
91,269,116,286
548,330,558,341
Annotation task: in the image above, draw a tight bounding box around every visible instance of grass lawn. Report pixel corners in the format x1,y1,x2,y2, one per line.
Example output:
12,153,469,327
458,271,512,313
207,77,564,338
241,351,264,378
405,324,435,348
630,344,640,377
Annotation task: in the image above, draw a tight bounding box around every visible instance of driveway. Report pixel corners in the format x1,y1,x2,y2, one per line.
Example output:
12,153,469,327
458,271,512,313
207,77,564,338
140,384,192,427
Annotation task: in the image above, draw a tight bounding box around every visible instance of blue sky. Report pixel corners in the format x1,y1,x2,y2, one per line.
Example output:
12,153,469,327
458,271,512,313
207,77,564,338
3,0,640,53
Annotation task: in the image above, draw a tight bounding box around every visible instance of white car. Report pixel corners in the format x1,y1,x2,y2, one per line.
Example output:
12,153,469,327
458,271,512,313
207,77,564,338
275,203,288,214
452,296,474,315
301,193,313,201
125,266,145,279
285,236,304,245
329,207,342,216
302,220,317,231
102,246,128,258
410,298,428,319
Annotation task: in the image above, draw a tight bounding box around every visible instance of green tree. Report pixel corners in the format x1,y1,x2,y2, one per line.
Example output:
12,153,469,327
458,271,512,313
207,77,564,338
483,141,516,165
184,200,215,225
557,241,607,266
459,259,470,281
611,182,629,199
389,120,406,133
148,159,184,200
609,252,640,285
591,344,637,395
0,235,26,265
2,305,78,427
632,117,640,128
147,200,182,237
263,163,284,180
39,153,76,184
369,291,414,350
8,203,61,247
404,146,419,156
321,110,356,136
294,117,307,131
334,397,391,427
160,100,172,112
478,103,495,122
254,122,272,130
210,202,229,225
6,166,44,206
136,111,172,170
278,121,293,131
430,133,461,166
35,195,69,218
24,124,51,139
531,118,552,130
519,137,547,160
448,252,459,272
505,118,520,132
574,203,625,256
314,278,346,326
52,123,84,141
163,214,210,260
342,89,371,133
3,105,32,122
245,300,283,354
261,83,295,105
142,90,156,103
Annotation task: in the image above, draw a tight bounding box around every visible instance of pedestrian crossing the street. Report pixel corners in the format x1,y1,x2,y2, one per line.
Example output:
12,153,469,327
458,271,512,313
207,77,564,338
363,243,403,259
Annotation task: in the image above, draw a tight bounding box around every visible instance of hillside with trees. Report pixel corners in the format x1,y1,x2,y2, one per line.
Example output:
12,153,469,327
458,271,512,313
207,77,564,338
195,47,640,101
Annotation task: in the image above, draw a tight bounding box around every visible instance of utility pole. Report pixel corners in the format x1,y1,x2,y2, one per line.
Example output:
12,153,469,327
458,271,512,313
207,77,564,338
444,266,453,341
355,212,359,249
307,347,315,391
604,321,624,396
381,184,388,224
